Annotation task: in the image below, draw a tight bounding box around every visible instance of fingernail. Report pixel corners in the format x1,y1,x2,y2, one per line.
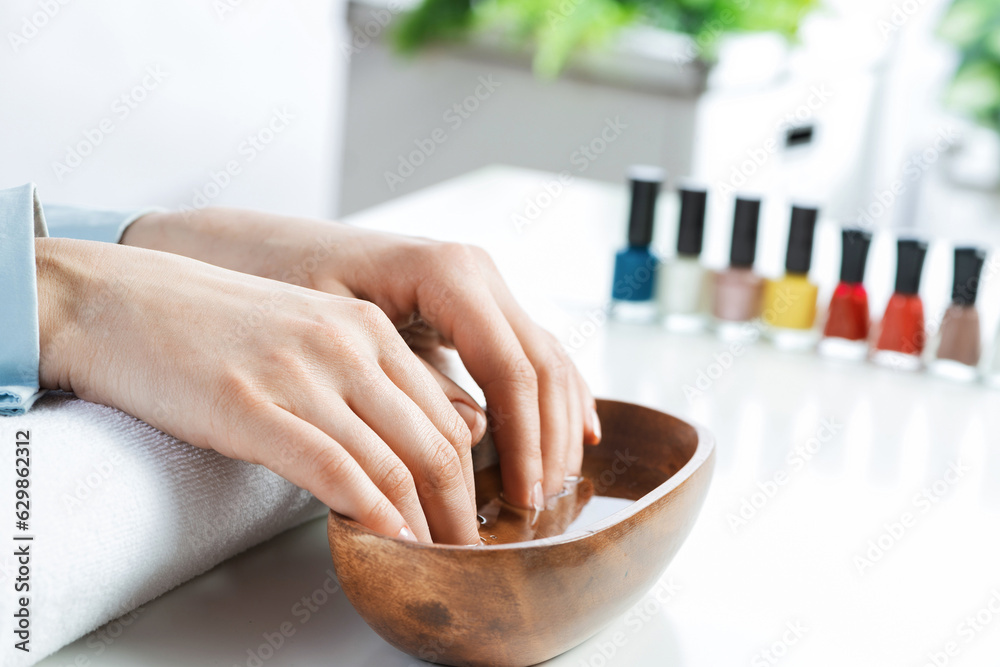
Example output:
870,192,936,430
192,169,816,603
587,406,602,444
531,481,544,513
397,525,418,542
452,400,486,439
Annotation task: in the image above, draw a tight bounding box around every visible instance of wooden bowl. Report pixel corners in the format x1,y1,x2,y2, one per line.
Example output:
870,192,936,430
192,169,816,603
326,399,715,667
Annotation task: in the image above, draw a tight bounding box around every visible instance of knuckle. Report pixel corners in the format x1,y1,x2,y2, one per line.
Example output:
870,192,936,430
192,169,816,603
435,242,479,272
444,411,473,453
421,440,466,494
311,447,353,489
538,347,571,386
506,354,539,389
378,462,416,502
364,499,398,532
354,301,395,339
212,372,267,425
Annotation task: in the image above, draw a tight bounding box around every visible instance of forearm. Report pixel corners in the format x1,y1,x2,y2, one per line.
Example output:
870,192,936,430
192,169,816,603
121,208,349,290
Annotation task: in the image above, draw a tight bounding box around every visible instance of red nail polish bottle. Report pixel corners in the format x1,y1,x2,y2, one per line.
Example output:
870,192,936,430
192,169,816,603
819,229,872,360
872,239,928,371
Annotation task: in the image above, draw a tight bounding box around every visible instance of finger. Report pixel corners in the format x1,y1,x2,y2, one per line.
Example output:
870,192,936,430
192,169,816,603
349,377,481,545
416,276,544,513
415,355,487,445
239,404,417,542
298,401,433,542
374,332,478,521
471,256,576,496
581,376,601,446
564,369,586,477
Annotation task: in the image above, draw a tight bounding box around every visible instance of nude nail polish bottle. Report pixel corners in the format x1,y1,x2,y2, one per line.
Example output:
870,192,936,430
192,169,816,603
762,205,820,350
611,166,663,323
872,239,928,371
712,196,764,341
929,247,986,382
657,187,710,332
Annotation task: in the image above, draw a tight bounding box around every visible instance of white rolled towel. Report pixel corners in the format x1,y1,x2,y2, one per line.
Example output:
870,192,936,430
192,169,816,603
0,393,325,666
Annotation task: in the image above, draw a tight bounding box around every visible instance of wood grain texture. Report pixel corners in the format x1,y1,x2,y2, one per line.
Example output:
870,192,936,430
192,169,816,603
327,399,715,667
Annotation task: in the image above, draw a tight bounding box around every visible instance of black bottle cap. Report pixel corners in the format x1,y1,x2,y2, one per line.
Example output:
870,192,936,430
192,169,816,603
676,187,707,256
894,239,929,295
786,125,814,148
839,228,872,284
729,197,761,268
785,206,818,274
952,247,987,306
626,165,665,248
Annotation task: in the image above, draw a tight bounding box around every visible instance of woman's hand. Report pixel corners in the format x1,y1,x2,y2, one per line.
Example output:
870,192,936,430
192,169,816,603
36,237,486,545
123,209,601,510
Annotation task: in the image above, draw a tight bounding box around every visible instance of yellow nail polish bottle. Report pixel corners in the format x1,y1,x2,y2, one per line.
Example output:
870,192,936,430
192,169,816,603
763,206,819,349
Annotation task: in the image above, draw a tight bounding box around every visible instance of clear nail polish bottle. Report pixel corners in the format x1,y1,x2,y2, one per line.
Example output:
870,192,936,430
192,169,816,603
611,166,663,323
929,247,986,382
657,187,710,332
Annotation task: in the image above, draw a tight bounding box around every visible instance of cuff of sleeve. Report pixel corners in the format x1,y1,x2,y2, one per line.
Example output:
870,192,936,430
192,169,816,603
42,205,167,243
0,183,49,415
0,388,45,417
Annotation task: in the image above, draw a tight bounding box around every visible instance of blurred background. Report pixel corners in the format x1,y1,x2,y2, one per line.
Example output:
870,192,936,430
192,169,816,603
2,0,999,324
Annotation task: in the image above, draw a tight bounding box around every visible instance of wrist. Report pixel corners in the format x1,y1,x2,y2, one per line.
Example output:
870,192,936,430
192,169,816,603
34,237,102,392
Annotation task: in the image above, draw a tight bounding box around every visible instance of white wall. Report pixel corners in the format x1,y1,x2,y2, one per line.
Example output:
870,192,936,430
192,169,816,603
1,0,346,218
340,3,705,216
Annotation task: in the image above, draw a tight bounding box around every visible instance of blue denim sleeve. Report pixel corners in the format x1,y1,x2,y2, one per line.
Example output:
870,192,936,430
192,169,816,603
44,205,164,243
0,184,49,416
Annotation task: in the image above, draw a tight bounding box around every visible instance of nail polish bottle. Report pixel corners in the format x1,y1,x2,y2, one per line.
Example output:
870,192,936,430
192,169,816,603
818,229,873,360
762,205,820,350
929,247,986,382
872,239,928,371
657,187,710,332
712,196,764,341
611,166,663,323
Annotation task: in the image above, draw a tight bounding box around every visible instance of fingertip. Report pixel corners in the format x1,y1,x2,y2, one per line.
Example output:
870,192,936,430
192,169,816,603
585,405,602,445
452,400,487,444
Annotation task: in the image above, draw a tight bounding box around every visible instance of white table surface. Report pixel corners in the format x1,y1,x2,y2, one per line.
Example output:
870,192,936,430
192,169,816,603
41,166,1000,667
